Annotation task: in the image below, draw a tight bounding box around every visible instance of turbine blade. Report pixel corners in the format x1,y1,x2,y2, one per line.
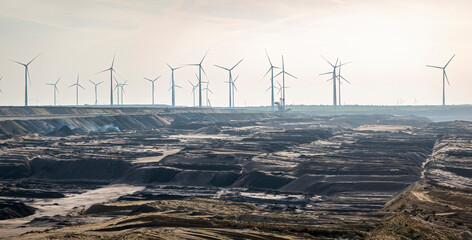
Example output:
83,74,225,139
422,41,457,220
89,80,95,85
261,68,271,80
230,59,243,70
55,77,61,84
265,86,271,92
79,84,85,90
111,51,116,68
166,62,172,69
10,59,26,66
319,71,333,76
340,75,351,84
214,64,229,70
233,75,239,82
200,49,209,64
444,71,450,86
175,85,182,89
321,55,334,67
338,61,352,67
96,68,110,74
285,72,297,79
55,86,59,93
265,49,273,66
98,81,104,85
201,67,209,80
444,54,455,68
27,53,41,65
426,65,443,69
27,69,32,87
326,78,333,82
144,77,153,82
334,58,339,67
274,71,282,78
69,84,76,88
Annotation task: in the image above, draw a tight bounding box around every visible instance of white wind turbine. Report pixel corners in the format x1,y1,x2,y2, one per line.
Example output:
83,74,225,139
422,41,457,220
274,55,297,107
214,59,243,108
185,50,209,107
426,54,455,106
89,80,103,105
166,63,184,107
262,49,279,111
10,53,41,106
69,75,85,106
144,75,160,105
46,77,60,106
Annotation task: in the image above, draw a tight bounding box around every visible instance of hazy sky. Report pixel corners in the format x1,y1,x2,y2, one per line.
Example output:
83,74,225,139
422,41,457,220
0,0,471,106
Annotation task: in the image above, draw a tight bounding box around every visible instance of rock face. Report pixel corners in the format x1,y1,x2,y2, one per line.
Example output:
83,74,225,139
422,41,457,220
0,200,35,220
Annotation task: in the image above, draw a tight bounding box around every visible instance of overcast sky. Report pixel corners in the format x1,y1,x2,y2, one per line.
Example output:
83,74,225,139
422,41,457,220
0,0,471,107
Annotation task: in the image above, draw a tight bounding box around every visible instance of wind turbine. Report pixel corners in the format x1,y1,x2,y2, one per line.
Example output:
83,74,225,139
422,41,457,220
336,61,350,106
202,81,213,107
144,75,160,105
10,53,40,106
113,77,127,105
89,80,103,105
274,55,297,107
232,75,239,107
69,74,85,106
120,81,127,105
320,56,350,106
188,80,198,107
262,49,279,111
426,54,455,106
46,77,60,106
97,52,117,106
166,63,183,107
214,59,243,108
185,50,209,107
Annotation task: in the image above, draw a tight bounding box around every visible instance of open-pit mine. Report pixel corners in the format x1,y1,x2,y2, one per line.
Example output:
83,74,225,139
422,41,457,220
0,107,471,239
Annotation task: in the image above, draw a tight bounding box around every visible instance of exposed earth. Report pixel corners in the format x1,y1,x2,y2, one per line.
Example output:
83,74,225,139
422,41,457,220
0,107,471,239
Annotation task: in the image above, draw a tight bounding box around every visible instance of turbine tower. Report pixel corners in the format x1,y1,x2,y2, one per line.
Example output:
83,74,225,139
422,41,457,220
202,81,213,107
166,63,183,107
188,80,198,107
69,74,85,106
186,50,209,107
144,75,160,105
46,77,60,106
336,61,350,106
120,81,127,105
10,54,40,106
262,50,279,111
274,55,297,107
89,80,103,105
320,56,339,106
97,52,117,106
232,75,239,107
320,57,350,106
214,59,243,108
426,54,455,106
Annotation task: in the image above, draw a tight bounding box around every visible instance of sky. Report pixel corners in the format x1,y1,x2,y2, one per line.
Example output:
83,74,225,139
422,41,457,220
0,0,471,107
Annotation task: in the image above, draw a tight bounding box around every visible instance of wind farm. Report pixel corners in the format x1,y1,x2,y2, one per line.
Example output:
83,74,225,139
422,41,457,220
1,1,472,240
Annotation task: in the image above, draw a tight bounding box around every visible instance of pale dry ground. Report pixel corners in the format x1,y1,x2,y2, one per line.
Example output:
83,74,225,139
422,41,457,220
7,197,365,240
